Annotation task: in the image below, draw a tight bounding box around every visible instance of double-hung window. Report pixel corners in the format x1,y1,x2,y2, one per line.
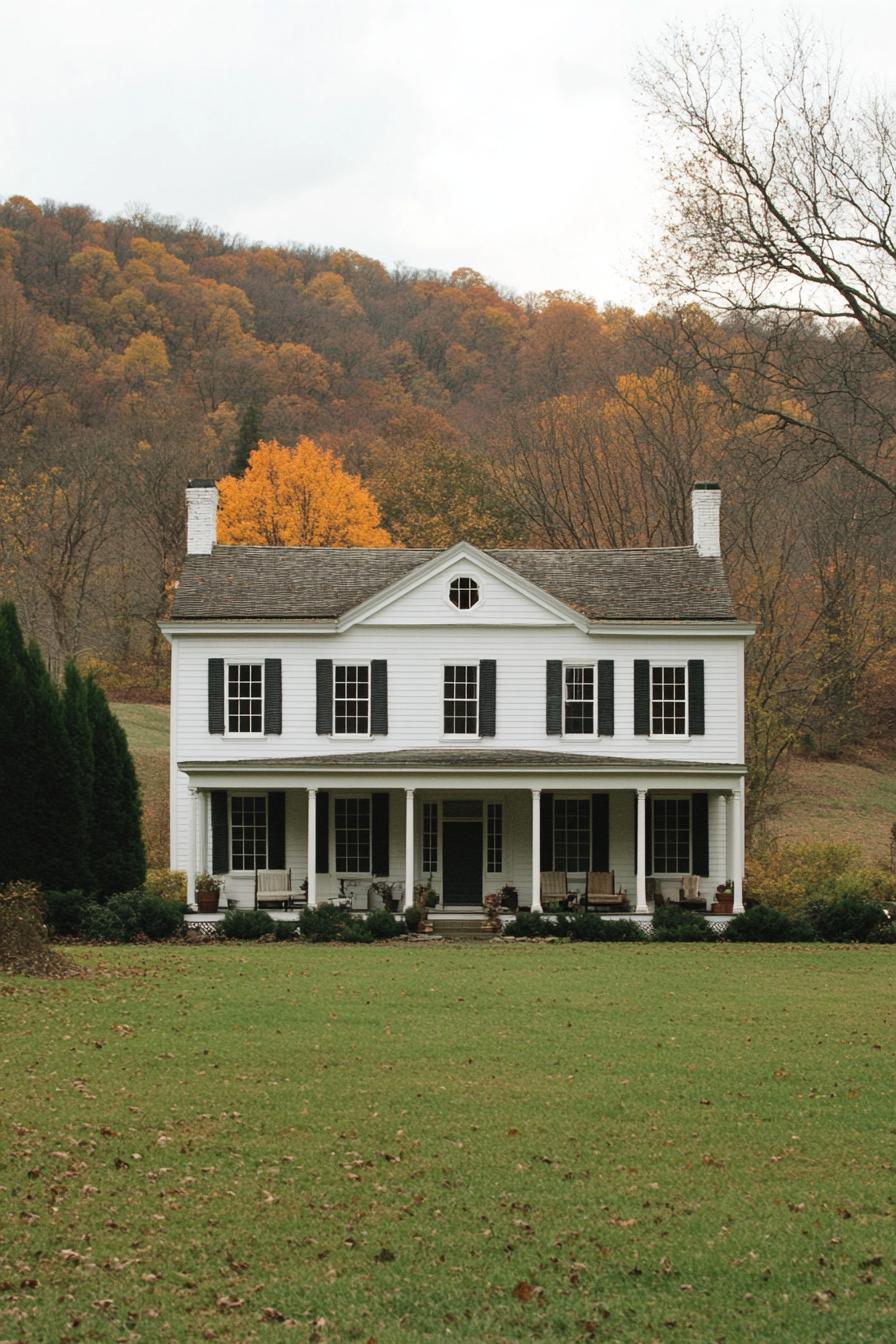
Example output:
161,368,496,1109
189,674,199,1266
227,662,263,735
554,797,590,873
231,795,267,870
652,797,691,873
564,664,595,735
651,664,687,736
334,664,370,735
334,796,371,873
444,665,479,735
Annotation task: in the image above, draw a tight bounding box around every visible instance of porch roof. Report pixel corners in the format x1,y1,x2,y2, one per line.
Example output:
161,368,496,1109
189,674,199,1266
179,747,745,775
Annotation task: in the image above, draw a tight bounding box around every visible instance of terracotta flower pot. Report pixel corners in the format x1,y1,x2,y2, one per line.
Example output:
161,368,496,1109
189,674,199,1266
196,889,220,914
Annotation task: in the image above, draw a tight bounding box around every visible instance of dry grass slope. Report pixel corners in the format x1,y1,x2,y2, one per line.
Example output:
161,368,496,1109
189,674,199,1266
772,748,896,866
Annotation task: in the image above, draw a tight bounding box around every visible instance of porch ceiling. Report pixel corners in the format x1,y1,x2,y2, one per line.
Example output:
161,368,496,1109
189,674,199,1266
179,747,745,774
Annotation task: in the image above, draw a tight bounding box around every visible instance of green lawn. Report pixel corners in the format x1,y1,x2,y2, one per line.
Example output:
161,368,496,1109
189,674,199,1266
1,945,893,1343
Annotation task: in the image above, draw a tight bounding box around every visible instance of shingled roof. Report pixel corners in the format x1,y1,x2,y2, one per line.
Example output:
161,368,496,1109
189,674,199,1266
170,544,736,622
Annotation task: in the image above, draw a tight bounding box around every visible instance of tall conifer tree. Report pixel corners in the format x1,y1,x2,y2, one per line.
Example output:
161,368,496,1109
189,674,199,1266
231,403,261,476
85,675,146,896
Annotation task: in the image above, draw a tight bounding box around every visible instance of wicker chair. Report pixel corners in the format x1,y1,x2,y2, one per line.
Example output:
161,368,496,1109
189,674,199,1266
540,871,572,908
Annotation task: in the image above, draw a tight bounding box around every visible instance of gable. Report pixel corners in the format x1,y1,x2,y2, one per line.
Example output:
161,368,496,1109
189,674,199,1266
357,552,579,628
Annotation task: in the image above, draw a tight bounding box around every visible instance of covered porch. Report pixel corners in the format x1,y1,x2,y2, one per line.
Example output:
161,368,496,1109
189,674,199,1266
178,749,746,917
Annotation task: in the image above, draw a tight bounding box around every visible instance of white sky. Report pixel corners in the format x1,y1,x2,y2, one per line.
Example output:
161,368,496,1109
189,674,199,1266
2,0,894,307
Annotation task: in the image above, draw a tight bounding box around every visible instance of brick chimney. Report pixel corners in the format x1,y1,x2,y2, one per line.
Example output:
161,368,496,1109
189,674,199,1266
691,482,721,557
186,479,218,555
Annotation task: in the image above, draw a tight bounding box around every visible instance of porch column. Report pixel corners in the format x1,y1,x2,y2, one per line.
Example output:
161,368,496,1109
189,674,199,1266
728,786,745,913
530,788,542,913
307,787,318,908
715,792,728,890
404,788,415,911
635,788,648,914
187,786,198,904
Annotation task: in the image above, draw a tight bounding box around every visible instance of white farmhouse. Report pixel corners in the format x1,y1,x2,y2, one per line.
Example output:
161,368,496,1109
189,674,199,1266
162,482,751,918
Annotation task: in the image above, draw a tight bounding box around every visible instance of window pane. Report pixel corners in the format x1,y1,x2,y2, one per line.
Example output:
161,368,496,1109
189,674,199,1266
554,798,590,872
231,795,267,870
423,802,438,874
449,576,480,609
651,665,686,735
334,664,370,735
335,796,371,873
487,802,503,873
227,663,264,734
652,798,691,872
564,664,595,734
443,665,478,734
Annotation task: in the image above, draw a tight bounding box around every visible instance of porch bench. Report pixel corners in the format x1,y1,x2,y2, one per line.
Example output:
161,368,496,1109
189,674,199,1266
254,868,301,910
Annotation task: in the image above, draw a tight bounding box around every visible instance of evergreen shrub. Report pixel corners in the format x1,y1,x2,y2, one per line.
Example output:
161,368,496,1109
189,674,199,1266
274,920,300,941
651,904,719,942
503,911,548,938
404,906,423,933
724,905,816,942
804,892,893,943
222,909,276,940
299,903,370,943
366,909,403,939
42,889,93,936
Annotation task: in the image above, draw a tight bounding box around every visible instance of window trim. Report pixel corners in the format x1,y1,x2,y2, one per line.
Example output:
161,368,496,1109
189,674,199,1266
441,661,480,738
331,660,372,739
553,793,591,876
332,793,373,877
224,660,265,738
651,792,692,876
648,661,690,739
229,791,268,873
562,661,599,739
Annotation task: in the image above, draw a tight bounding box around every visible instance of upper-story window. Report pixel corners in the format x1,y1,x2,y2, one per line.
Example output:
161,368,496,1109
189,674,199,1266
227,662,263,735
449,575,480,609
334,663,370,735
444,664,479,735
564,664,595,735
651,664,687,736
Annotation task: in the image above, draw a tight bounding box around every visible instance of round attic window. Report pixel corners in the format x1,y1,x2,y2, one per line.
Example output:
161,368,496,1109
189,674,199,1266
449,575,480,610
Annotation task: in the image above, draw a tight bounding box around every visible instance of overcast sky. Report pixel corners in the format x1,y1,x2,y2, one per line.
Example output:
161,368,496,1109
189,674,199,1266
2,0,894,307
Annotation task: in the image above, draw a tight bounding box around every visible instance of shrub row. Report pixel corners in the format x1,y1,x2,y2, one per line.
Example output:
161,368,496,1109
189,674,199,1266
503,894,895,944
46,888,185,942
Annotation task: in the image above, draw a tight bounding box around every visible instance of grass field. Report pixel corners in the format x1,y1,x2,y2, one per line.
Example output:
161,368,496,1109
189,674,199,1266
1,944,893,1343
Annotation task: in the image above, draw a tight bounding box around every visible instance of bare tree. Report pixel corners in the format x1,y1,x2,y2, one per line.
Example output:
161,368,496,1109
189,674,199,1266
638,20,896,502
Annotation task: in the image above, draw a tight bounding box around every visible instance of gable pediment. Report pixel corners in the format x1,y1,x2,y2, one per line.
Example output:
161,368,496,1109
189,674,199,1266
339,542,588,631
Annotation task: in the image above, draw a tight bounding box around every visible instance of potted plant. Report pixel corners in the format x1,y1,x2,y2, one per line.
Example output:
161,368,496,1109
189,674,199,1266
195,873,221,914
499,883,519,912
368,879,396,912
712,882,734,915
483,891,502,932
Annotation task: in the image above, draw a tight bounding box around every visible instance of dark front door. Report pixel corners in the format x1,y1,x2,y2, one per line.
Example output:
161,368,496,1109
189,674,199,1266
443,820,483,906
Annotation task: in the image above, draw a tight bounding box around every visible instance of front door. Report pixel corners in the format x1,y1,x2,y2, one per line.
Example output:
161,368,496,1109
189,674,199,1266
443,819,483,906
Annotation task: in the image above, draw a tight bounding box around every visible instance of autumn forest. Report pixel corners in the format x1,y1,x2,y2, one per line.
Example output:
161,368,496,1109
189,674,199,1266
0,192,892,826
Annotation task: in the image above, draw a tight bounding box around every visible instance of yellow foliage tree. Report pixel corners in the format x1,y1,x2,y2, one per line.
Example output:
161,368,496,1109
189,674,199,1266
217,438,392,547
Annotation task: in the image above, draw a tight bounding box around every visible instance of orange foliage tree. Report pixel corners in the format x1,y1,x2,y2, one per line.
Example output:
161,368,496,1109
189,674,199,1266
216,438,392,547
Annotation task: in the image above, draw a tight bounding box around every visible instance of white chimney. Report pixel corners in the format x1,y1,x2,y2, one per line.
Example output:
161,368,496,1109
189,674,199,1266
186,479,218,555
691,482,721,557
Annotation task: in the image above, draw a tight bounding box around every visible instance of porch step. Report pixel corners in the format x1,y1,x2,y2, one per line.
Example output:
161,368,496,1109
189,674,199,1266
432,917,501,941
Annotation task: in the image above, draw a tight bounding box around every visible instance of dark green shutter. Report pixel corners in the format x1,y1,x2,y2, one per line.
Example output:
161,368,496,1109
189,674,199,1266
267,791,286,868
546,661,562,735
211,790,228,873
691,792,709,876
316,660,333,734
371,661,388,734
633,793,653,876
371,792,390,874
597,660,614,736
591,793,609,871
208,659,225,734
633,660,650,735
315,790,329,873
688,660,705,736
540,792,554,870
264,659,282,734
479,660,496,737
